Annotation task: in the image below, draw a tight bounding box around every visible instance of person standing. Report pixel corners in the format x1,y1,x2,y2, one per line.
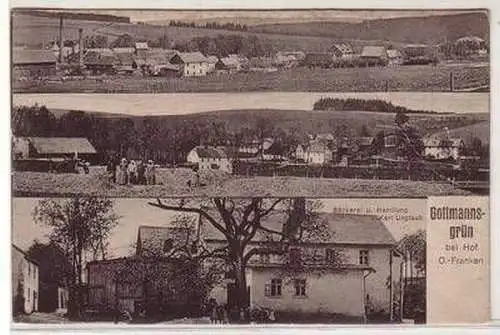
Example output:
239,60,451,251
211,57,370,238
128,160,137,184
137,160,145,185
117,158,128,185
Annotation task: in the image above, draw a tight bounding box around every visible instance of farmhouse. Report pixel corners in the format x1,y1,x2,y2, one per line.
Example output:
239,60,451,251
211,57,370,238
199,211,402,319
249,57,277,72
454,36,488,56
170,52,209,77
12,244,39,315
303,53,334,68
387,49,403,66
239,138,274,157
360,46,388,66
135,49,180,76
206,55,218,73
83,48,117,74
187,146,233,173
305,142,333,165
423,137,464,161
12,136,97,161
12,48,57,79
330,43,355,59
215,56,241,74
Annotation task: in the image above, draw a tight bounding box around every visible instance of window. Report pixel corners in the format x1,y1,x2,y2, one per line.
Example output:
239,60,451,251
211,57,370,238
294,279,307,297
265,279,282,297
163,239,173,253
384,135,397,148
289,248,302,266
259,254,270,264
325,248,336,263
359,250,369,265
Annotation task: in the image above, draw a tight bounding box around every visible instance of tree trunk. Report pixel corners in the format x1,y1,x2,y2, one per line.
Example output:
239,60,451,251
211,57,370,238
230,245,248,322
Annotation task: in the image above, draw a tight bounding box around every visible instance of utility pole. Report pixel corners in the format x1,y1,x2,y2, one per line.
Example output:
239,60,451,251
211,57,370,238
78,28,84,71
58,15,64,63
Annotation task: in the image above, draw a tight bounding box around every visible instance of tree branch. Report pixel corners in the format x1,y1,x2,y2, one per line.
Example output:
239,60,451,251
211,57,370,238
148,200,230,239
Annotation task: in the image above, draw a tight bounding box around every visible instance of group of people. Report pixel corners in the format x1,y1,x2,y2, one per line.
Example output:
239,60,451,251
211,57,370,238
107,157,156,185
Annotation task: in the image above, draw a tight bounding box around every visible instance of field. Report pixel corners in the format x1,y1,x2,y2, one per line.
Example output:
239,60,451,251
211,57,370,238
12,168,472,197
12,64,489,94
12,13,342,52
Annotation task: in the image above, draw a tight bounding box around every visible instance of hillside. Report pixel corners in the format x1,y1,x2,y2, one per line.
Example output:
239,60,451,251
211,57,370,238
12,11,488,50
250,12,489,44
11,12,340,52
427,121,489,145
39,107,488,140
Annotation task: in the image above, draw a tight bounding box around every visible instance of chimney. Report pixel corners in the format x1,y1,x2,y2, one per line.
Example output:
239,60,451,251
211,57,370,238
78,28,83,70
58,15,63,63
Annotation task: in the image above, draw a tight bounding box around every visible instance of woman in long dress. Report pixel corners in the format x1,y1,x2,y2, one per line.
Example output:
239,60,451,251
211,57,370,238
116,158,128,185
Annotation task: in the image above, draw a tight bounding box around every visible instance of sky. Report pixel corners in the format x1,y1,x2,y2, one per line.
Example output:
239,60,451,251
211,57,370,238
40,9,481,25
12,198,425,258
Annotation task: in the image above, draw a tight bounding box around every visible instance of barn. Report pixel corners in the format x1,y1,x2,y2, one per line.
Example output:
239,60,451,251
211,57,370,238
12,48,57,80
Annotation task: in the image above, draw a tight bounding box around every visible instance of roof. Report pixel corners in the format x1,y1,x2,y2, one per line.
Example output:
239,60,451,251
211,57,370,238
218,57,240,69
12,244,39,266
27,137,97,155
175,52,208,64
357,137,374,146
308,142,329,152
200,211,396,246
387,49,402,59
207,55,218,63
192,146,228,159
113,47,135,54
456,36,485,44
330,44,354,56
12,49,57,65
84,49,117,66
361,46,387,58
423,137,463,148
135,42,149,50
137,49,178,66
136,225,194,256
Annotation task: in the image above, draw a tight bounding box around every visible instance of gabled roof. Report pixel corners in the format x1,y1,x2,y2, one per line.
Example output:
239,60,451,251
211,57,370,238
12,48,57,65
192,146,228,159
200,211,396,246
26,137,97,155
174,52,208,64
207,55,218,64
361,46,387,58
455,36,485,44
218,57,240,69
136,225,194,256
12,244,39,266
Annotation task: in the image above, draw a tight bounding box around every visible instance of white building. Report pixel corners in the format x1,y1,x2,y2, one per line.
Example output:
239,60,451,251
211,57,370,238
200,211,402,319
170,52,209,77
423,137,464,161
12,244,39,314
187,146,233,173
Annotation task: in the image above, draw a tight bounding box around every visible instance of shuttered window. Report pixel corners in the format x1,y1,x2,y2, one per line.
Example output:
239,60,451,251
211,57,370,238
265,278,282,297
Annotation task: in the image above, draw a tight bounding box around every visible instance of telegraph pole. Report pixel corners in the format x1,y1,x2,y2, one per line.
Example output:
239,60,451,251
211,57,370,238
78,28,84,71
58,15,64,63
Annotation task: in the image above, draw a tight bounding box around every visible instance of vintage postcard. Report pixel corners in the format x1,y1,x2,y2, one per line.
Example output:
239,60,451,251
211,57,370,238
9,7,492,328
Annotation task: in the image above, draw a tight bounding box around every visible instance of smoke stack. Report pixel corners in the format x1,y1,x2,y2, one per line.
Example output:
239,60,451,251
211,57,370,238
78,28,83,70
58,15,63,63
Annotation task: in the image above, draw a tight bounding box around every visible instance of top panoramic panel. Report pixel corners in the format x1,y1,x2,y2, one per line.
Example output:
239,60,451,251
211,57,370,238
11,8,489,93
10,9,490,198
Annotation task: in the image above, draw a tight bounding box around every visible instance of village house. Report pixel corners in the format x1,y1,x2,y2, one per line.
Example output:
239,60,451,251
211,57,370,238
303,52,335,68
135,49,180,76
423,137,465,161
454,36,488,56
238,138,275,157
249,56,277,72
273,53,299,69
329,43,355,59
360,46,388,66
134,42,149,58
197,211,403,319
12,244,39,315
387,49,403,67
170,52,209,77
305,142,333,165
83,48,118,74
206,55,218,73
12,136,97,161
215,56,241,74
12,48,57,79
186,146,233,173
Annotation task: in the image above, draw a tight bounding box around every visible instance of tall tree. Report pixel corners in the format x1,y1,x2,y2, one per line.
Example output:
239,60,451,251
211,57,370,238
58,110,92,137
33,198,118,319
27,241,72,312
12,105,58,137
148,197,342,321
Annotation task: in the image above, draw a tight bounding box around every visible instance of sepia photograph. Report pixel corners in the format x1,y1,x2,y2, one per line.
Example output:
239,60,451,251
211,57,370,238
12,197,426,325
11,92,489,197
11,9,489,94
